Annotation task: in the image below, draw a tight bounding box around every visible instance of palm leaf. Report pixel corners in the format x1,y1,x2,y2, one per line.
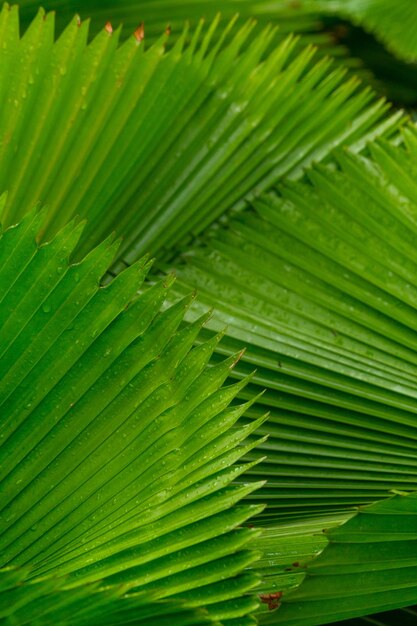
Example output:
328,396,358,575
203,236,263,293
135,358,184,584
2,3,416,624
312,0,417,63
0,5,402,267
249,513,349,599
326,606,417,626
17,0,417,64
1,566,217,626
271,492,417,625
167,123,417,521
0,208,266,624
16,0,326,45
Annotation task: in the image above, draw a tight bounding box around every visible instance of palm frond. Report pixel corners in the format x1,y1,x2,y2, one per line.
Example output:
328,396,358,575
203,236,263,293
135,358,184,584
1,566,218,626
17,0,417,64
2,3,417,624
314,0,417,63
326,606,417,626
168,123,417,520
271,492,417,625
16,0,325,45
0,208,265,624
0,5,403,267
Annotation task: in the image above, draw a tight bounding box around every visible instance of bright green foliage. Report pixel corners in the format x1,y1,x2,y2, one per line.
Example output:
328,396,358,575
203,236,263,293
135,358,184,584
0,566,217,626
17,0,323,43
0,5,403,266
17,0,369,96
2,2,417,625
17,0,417,63
0,209,266,624
272,492,417,625
169,124,417,520
249,513,348,599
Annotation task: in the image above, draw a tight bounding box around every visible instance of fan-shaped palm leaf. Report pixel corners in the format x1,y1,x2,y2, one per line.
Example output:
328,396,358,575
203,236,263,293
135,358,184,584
168,123,417,522
17,0,417,63
0,208,266,624
1,566,220,626
312,0,417,63
16,0,326,46
0,5,402,267
270,492,417,625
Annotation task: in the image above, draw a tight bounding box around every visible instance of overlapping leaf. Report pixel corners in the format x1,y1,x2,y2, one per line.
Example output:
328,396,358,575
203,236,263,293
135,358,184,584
0,566,218,626
168,123,417,520
0,209,265,624
1,2,416,625
17,0,323,44
17,0,417,64
312,0,417,63
271,492,417,625
327,606,417,626
0,4,402,267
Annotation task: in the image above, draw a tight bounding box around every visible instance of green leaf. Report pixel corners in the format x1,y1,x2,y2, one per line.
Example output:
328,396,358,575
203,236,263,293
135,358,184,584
0,5,402,266
272,492,417,625
327,606,417,625
0,566,217,626
17,0,417,67
0,210,265,624
168,123,417,520
15,0,328,45
312,0,417,64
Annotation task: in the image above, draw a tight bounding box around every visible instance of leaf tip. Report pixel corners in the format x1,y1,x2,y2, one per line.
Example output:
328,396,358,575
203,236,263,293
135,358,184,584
134,22,145,43
259,591,283,611
163,272,176,289
231,348,246,368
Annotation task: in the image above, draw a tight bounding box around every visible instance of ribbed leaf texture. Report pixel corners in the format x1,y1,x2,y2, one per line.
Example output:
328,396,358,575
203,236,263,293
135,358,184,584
0,208,266,624
17,0,417,62
169,123,417,520
0,4,403,266
268,492,417,625
0,566,218,626
311,0,417,63
12,0,387,99
17,0,323,44
328,606,417,625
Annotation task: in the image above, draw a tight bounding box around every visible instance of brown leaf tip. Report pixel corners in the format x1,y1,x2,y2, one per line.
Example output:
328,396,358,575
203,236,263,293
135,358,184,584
165,24,172,35
105,21,113,34
134,22,145,42
259,592,283,611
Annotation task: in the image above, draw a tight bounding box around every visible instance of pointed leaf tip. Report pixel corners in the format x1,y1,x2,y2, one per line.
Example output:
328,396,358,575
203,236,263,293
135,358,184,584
134,23,145,43
231,348,246,369
163,272,176,289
